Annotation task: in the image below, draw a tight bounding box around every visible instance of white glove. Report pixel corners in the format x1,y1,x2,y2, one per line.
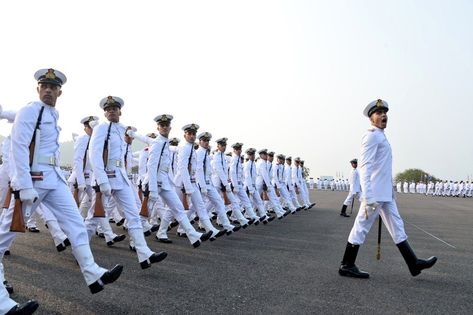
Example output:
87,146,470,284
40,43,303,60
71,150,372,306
365,201,379,212
149,191,159,201
233,185,239,193
19,188,39,203
200,188,208,196
225,184,232,192
77,184,87,191
89,120,99,129
126,129,136,137
99,183,112,196
267,185,274,193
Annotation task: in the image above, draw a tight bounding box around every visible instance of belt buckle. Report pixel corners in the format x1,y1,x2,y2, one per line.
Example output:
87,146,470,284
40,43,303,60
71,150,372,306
49,156,55,165
106,170,116,178
116,160,121,167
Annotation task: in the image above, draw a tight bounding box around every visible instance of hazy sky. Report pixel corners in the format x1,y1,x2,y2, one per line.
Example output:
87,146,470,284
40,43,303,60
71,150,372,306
1,0,472,180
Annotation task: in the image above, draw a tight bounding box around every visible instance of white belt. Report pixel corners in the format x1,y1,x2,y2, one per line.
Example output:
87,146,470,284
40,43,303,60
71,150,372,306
108,159,123,167
37,155,58,166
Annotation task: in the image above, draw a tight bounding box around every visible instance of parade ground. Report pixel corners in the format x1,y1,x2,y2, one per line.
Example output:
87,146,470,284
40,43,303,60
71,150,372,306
4,190,472,315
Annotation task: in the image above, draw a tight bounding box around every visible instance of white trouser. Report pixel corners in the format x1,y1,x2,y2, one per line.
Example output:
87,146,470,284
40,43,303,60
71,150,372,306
246,186,267,218
343,192,360,206
84,193,118,244
90,185,153,262
0,184,106,286
256,185,285,217
348,200,408,245
277,184,296,211
26,210,40,228
0,278,16,314
204,184,233,230
287,185,301,208
38,204,68,246
217,187,248,225
233,186,259,220
157,188,203,245
181,184,220,236
298,183,311,207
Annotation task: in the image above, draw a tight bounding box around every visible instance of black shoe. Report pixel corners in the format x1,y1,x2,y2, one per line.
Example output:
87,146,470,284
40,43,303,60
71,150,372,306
140,252,168,269
339,264,370,278
64,238,71,247
129,245,136,252
283,211,290,217
169,220,179,229
28,227,40,233
267,216,275,222
4,280,13,294
241,223,249,229
6,300,39,315
89,264,123,294
259,216,265,222
113,234,126,243
232,225,241,233
95,232,105,238
225,230,233,236
116,218,125,226
397,240,437,276
45,223,49,229
340,213,350,217
109,218,116,223
253,220,260,226
176,232,187,237
216,230,226,238
248,219,255,225
283,207,289,211
144,230,151,237
308,203,316,209
192,240,201,248
200,231,212,242
56,243,67,252
211,214,217,221
150,224,160,232
156,237,173,244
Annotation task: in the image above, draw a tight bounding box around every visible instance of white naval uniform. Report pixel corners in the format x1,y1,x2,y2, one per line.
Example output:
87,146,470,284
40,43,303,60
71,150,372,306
343,168,361,206
272,162,296,212
175,141,220,237
0,101,107,298
147,135,204,245
291,165,308,207
88,121,154,263
211,151,249,225
243,159,268,219
348,126,407,245
75,132,120,245
284,163,301,208
256,159,285,217
196,147,234,231
229,154,259,220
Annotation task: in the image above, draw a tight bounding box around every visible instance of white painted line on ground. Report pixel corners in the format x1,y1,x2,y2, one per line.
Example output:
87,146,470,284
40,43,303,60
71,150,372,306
405,221,456,249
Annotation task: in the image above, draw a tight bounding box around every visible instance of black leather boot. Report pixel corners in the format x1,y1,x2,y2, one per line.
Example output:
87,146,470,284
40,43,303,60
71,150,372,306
397,240,437,276
339,243,369,278
340,205,349,217
6,300,39,315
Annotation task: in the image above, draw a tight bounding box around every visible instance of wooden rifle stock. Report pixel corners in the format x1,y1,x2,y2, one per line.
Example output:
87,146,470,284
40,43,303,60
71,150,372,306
138,187,143,203
181,188,190,210
93,186,106,218
295,185,300,195
139,186,149,217
275,185,281,197
261,191,270,201
73,182,80,207
10,190,25,233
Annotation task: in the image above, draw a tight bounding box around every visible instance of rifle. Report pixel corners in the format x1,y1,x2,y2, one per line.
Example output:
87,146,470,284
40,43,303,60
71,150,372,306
92,185,106,217
11,107,45,232
181,187,190,210
73,181,80,207
220,184,231,205
139,185,149,217
138,181,143,202
93,123,112,217
262,183,269,200
10,190,25,232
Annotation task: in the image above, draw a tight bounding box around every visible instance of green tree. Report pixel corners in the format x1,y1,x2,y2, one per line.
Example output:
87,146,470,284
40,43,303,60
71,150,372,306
394,168,439,183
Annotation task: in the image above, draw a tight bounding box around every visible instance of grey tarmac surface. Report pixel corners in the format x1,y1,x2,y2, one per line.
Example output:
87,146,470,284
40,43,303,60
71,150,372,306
3,190,473,315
